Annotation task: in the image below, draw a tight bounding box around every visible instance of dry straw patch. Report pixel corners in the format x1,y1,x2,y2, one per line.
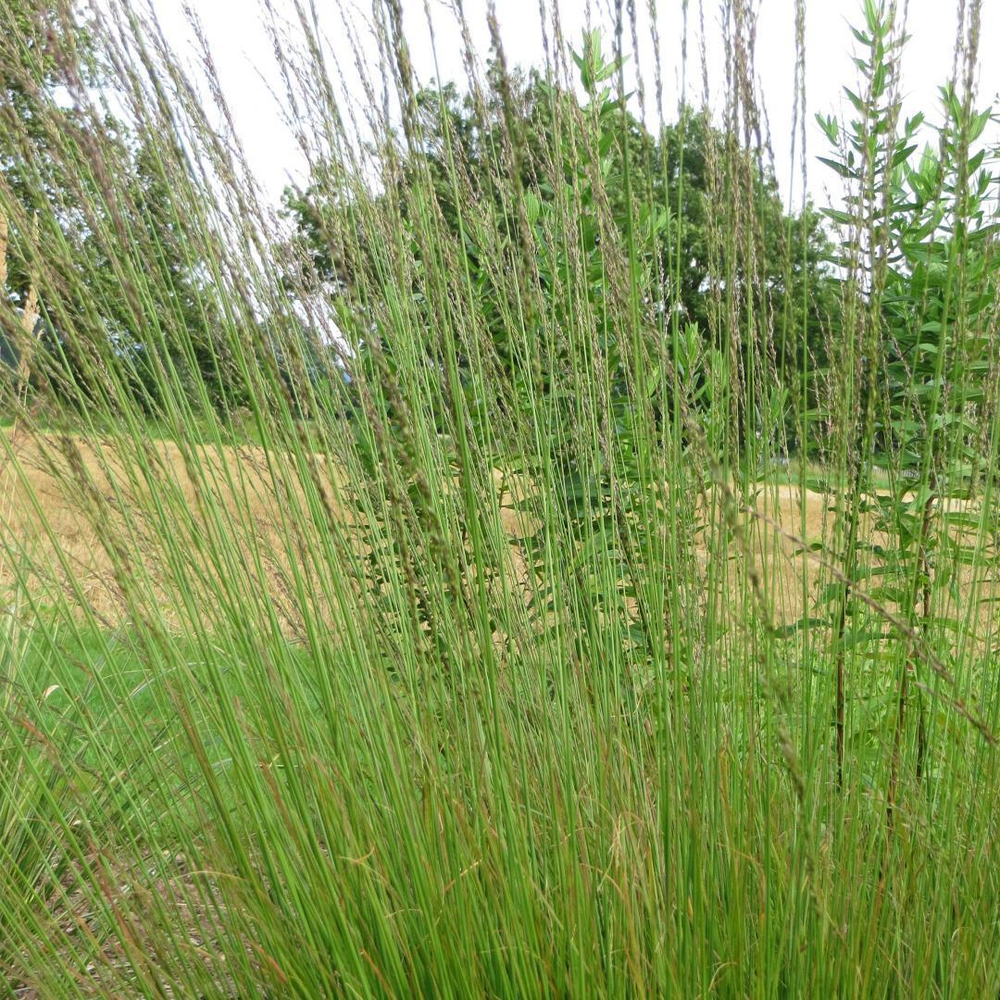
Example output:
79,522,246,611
0,429,351,634
3,429,997,640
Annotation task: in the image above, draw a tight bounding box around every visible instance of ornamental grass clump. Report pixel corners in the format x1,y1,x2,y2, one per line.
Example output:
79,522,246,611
0,0,998,996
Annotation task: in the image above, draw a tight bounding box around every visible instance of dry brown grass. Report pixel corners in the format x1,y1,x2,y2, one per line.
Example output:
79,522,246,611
2,427,997,639
0,428,326,631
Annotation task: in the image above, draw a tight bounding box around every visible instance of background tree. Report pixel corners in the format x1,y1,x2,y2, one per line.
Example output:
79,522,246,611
284,31,836,457
1,1,231,415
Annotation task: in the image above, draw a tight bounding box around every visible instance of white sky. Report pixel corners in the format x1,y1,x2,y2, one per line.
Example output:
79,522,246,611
146,0,1000,211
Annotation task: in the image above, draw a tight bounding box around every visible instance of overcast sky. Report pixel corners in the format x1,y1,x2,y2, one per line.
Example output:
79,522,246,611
146,0,1000,211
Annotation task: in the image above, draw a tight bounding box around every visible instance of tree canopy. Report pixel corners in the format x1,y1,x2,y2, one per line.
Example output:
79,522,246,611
284,31,837,456
0,0,230,414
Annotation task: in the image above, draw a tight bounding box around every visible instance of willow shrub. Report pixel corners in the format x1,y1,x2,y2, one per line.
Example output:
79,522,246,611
0,0,998,996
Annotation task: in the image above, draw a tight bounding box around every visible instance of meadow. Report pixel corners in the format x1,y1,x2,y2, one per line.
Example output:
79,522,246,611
1,0,999,996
